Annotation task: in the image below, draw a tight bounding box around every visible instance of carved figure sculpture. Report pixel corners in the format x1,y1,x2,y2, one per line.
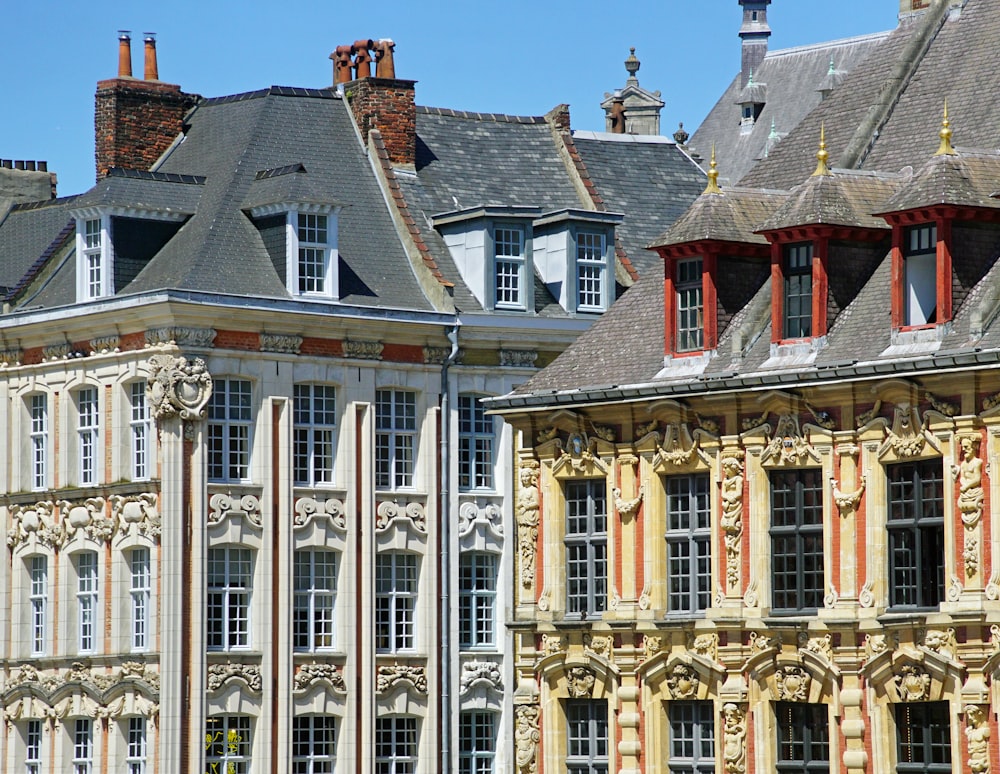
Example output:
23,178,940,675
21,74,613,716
515,704,541,774
723,703,747,774
966,704,991,774
956,435,985,526
516,464,540,588
721,455,744,588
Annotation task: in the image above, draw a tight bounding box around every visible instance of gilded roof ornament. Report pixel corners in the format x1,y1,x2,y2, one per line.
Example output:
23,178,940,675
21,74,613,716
935,101,957,156
704,145,722,195
812,124,832,176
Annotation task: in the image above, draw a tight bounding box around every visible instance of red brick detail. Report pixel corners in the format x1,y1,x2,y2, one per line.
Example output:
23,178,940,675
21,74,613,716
22,346,44,365
299,337,345,357
120,331,147,351
380,342,425,364
545,103,571,134
347,78,416,167
94,78,198,180
213,330,261,351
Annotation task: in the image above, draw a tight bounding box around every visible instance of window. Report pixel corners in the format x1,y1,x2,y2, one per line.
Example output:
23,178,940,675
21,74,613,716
294,550,337,651
292,716,336,774
296,213,333,295
668,701,715,774
79,217,108,300
666,474,711,613
30,394,47,491
375,553,418,652
576,231,606,312
76,552,98,653
770,469,824,612
130,548,150,652
904,224,937,326
494,226,525,309
776,703,829,774
676,258,704,351
77,387,99,486
207,548,253,650
888,460,944,608
25,719,42,774
896,702,950,774
458,394,494,490
207,379,252,482
130,382,151,481
375,716,418,774
565,480,607,617
294,384,337,486
566,700,609,774
205,716,251,774
72,718,93,774
459,711,496,774
125,717,147,774
459,552,496,649
783,243,813,339
29,556,47,656
375,389,416,489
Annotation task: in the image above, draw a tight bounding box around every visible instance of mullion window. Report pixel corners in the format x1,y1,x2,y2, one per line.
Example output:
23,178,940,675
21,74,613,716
30,394,47,491
292,715,336,774
888,460,944,608
72,718,93,774
666,474,711,613
669,701,715,774
130,382,151,481
494,226,525,309
776,703,829,774
459,711,496,774
676,258,704,351
566,700,609,774
459,552,496,649
76,552,98,653
207,379,252,482
576,232,606,311
896,703,951,773
458,394,494,491
77,388,99,486
375,717,418,774
206,548,253,650
293,550,337,651
783,243,813,339
294,384,337,486
25,719,42,774
375,389,417,489
29,556,47,656
130,548,150,651
297,213,330,295
126,717,147,774
770,469,824,612
375,553,418,652
565,480,607,617
205,716,251,774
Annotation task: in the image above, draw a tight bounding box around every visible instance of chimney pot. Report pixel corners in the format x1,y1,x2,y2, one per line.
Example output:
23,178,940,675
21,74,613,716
143,33,159,80
38,161,47,172
332,45,353,85
352,39,375,79
374,39,396,79
0,160,10,169
117,31,133,78
14,161,25,170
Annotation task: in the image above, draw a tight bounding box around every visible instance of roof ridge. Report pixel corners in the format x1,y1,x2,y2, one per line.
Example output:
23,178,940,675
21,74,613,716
416,105,546,124
106,168,206,185
766,29,893,59
10,194,82,212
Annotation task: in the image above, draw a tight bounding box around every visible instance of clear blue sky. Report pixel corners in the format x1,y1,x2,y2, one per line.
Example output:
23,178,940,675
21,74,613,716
3,0,897,197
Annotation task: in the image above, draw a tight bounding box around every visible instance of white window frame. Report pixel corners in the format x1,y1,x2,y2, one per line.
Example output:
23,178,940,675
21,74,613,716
207,379,253,483
25,719,43,774
75,215,112,301
459,710,497,774
29,556,47,656
287,207,339,299
72,718,93,774
904,223,938,327
575,230,608,313
205,716,252,774
207,548,253,651
130,381,151,481
375,552,418,653
130,548,151,652
77,387,99,486
375,389,417,490
76,551,99,654
493,224,526,310
293,549,337,652
294,384,337,487
459,552,496,650
292,715,337,773
29,394,48,491
125,717,147,774
458,394,494,491
375,716,418,774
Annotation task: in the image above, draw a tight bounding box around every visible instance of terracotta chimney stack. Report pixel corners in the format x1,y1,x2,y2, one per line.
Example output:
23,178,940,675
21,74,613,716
347,57,416,167
143,33,159,80
609,93,626,134
331,45,353,85
352,39,374,79
374,39,396,78
117,31,133,78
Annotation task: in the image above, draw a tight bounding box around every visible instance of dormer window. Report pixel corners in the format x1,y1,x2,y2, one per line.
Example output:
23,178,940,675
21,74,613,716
675,258,704,351
290,209,338,299
75,215,112,300
783,243,813,339
576,231,607,312
903,223,937,326
494,225,526,310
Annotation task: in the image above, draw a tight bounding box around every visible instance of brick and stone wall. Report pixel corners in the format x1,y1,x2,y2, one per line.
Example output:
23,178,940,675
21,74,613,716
347,78,416,167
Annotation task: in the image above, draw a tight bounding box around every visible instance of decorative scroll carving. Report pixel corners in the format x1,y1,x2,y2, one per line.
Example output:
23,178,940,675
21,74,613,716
293,663,346,693
146,354,213,420
987,569,1000,601
692,633,718,661
925,392,958,417
723,703,747,774
294,497,346,531
565,666,596,698
7,502,60,550
655,422,703,466
208,493,262,528
58,498,111,543
966,704,991,774
584,634,612,660
948,574,963,602
536,426,558,444
667,664,700,699
743,579,759,608
638,584,652,610
88,335,120,354
721,453,744,590
761,414,820,466
859,580,875,608
804,402,836,430
879,403,935,458
894,664,930,702
500,349,538,368
954,434,985,528
865,634,889,660
856,400,882,428
376,665,427,694
824,583,839,608
634,418,660,439
207,662,262,693
145,326,216,348
696,413,720,435
984,392,1000,412
343,339,383,360
831,476,865,515
775,665,811,701
375,500,426,532
805,635,833,662
259,333,302,354
459,661,503,694
515,704,541,774
457,501,503,536
110,493,160,540
613,486,643,519
750,631,779,653
516,462,540,589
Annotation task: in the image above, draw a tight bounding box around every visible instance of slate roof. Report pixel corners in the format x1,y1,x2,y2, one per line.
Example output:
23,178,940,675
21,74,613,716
0,198,77,296
650,188,785,248
758,169,900,232
879,150,1000,213
70,168,204,214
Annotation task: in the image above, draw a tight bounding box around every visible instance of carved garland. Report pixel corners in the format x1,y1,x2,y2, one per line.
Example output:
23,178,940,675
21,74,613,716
375,665,427,695
294,662,347,693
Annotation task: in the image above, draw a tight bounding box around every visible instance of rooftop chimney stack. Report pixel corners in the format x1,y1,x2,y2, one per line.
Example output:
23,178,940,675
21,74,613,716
117,31,133,78
609,93,626,134
332,45,353,85
344,41,416,167
352,39,374,79
738,0,771,89
143,33,159,80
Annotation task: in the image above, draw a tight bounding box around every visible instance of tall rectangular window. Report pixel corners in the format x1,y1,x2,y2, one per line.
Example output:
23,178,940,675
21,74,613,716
294,550,337,652
566,700,609,774
375,553,418,652
298,213,330,295
207,379,252,482
459,711,496,774
375,389,416,489
294,384,337,486
458,394,494,491
125,717,147,774
668,701,715,774
777,702,829,774
292,715,336,774
29,556,47,656
205,716,251,774
30,394,47,491
76,551,98,653
666,474,711,613
494,226,525,309
130,381,151,481
676,258,704,351
565,480,607,617
207,548,253,651
375,716,418,774
130,548,150,652
896,702,950,773
83,218,104,299
77,388,99,486
25,719,42,774
459,552,496,649
888,460,944,608
770,469,824,612
904,223,938,326
576,231,606,312
72,718,93,774
783,242,813,339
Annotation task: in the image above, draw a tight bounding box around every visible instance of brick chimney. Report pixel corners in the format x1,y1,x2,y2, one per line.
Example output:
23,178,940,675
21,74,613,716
94,33,198,180
346,67,416,167
738,0,771,89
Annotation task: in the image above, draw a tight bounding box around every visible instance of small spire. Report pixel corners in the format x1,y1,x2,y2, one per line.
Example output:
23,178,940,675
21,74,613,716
828,56,836,75
704,145,722,195
747,68,754,87
812,124,832,176
935,101,957,156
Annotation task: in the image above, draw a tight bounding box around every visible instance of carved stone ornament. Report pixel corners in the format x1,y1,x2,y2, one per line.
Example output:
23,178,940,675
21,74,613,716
457,501,503,536
542,634,564,656
89,335,120,354
831,476,865,516
805,635,833,662
859,580,876,608
146,354,213,420
761,414,820,466
865,634,889,660
294,496,346,531
499,349,538,368
5,662,160,718
375,500,426,532
516,462,540,589
459,660,503,694
58,498,111,543
965,537,979,577
208,493,262,528
966,704,991,774
565,666,596,698
922,628,956,660
926,392,958,417
948,574,963,602
879,404,935,459
954,434,985,528
109,493,160,540
643,635,663,659
293,662,346,693
7,501,60,550
824,583,839,609
775,665,811,701
655,422,701,466
692,633,718,661
987,571,1000,601
590,423,615,443
667,664,700,699
0,347,23,366
376,665,427,695
514,703,541,774
723,703,748,774
634,418,660,439
42,343,73,361
613,486,643,519
259,333,302,354
207,662,262,693
343,339,383,360
894,664,931,702
144,326,217,348
720,452,745,590
584,634,612,660
743,579,759,609
422,345,460,365
749,631,779,653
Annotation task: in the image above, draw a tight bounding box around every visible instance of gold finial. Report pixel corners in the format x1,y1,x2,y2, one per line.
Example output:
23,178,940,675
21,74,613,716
704,145,722,194
812,124,832,176
935,100,956,156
